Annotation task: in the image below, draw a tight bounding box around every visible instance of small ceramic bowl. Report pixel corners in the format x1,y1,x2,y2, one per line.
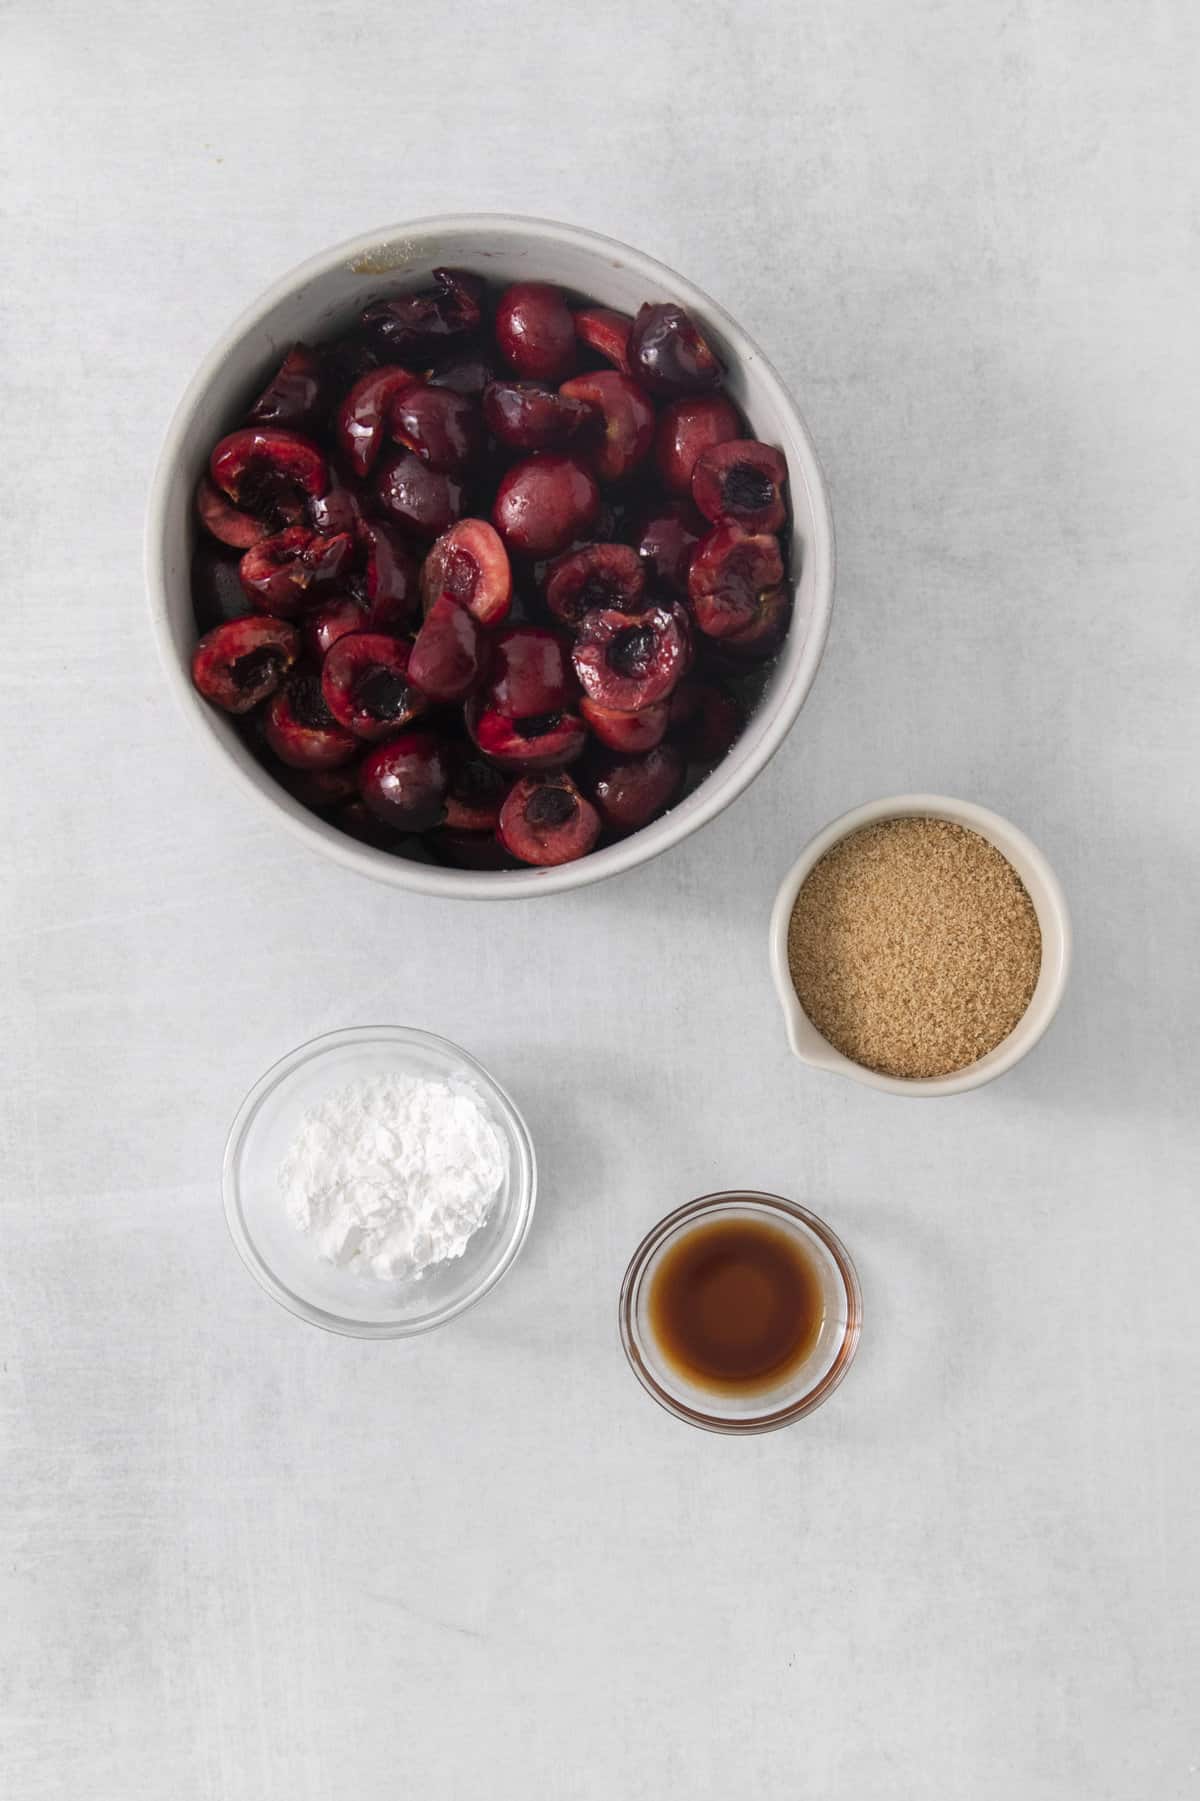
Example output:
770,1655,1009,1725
146,213,835,900
618,1191,862,1433
223,1025,536,1336
768,794,1072,1097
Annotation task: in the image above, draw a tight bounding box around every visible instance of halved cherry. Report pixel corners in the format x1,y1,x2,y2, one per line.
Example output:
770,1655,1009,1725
655,394,742,495
195,475,270,550
692,439,788,532
629,303,722,396
444,748,511,831
306,474,364,537
589,743,685,834
482,381,598,453
304,595,366,660
209,428,328,525
374,451,464,538
359,731,450,832
247,344,324,429
321,633,427,740
467,703,587,771
499,773,600,866
238,527,353,616
361,268,484,358
714,584,793,661
390,382,482,474
359,520,420,631
191,616,298,714
572,603,690,710
573,306,633,373
668,678,741,761
419,519,511,625
428,352,496,397
491,454,600,557
558,372,654,483
687,522,784,638
579,695,669,753
408,595,485,702
544,542,646,625
628,499,705,595
483,625,572,719
337,366,417,480
263,673,357,770
494,282,576,382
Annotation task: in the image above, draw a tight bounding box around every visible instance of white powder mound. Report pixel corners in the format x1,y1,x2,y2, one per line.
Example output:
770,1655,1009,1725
279,1072,507,1281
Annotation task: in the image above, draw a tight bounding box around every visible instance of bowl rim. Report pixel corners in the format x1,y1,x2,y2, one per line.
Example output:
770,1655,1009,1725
767,794,1073,1096
145,212,835,899
222,1023,538,1337
617,1190,863,1433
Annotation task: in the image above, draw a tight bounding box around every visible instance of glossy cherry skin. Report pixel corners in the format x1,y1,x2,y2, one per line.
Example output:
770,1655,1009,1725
629,302,722,396
209,428,328,524
579,695,669,753
498,773,600,866
191,616,298,714
589,742,685,834
467,704,587,772
359,731,450,833
494,282,576,382
692,439,788,532
374,451,464,538
687,522,785,638
263,673,357,770
483,626,572,718
321,633,428,741
428,352,496,397
238,527,353,616
419,519,511,625
558,372,655,483
337,366,417,479
195,475,270,550
358,521,421,631
572,603,691,711
491,455,600,558
408,595,485,702
572,306,633,373
628,499,704,595
247,344,325,429
544,542,646,624
655,393,742,495
304,595,367,660
360,268,484,359
482,381,597,453
390,382,482,474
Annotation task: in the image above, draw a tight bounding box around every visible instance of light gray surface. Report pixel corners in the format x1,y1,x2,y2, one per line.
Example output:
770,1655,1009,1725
3,3,1198,1796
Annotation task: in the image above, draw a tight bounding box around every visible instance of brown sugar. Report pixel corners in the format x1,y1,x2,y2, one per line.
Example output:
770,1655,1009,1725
786,817,1042,1079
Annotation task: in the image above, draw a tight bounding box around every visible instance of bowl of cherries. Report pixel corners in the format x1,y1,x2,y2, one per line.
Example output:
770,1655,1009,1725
147,216,834,896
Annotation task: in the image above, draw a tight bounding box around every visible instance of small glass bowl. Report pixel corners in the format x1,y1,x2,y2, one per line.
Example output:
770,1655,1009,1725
619,1192,862,1434
222,1025,536,1338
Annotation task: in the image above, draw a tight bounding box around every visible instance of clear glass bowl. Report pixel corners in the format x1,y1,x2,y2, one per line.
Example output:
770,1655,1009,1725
618,1192,862,1433
222,1026,536,1338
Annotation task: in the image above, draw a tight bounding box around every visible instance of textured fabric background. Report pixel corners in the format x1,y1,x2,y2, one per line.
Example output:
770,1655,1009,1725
2,2,1198,1795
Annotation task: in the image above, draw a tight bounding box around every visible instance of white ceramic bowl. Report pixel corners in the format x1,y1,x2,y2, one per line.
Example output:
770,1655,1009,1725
223,1026,536,1337
768,795,1072,1097
145,214,834,899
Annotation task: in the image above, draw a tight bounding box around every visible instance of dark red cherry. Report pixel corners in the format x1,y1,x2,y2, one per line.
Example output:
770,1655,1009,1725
483,626,571,718
360,268,484,358
467,704,587,771
579,695,669,753
419,519,511,625
428,352,496,397
337,366,418,480
494,282,576,382
491,455,600,557
374,451,464,538
358,521,421,631
321,633,427,740
687,522,785,638
589,743,685,834
544,542,646,624
572,603,690,711
444,749,511,832
713,584,793,661
573,306,633,373
195,476,271,550
210,428,328,526
558,372,655,483
191,616,298,714
629,499,705,595
304,595,367,660
655,394,742,495
629,302,722,397
263,673,357,770
390,382,482,474
247,344,325,430
359,731,450,832
692,439,788,532
482,381,598,453
408,595,484,702
238,527,353,616
498,773,600,866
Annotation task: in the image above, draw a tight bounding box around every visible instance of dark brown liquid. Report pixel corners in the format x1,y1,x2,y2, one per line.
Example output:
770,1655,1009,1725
648,1216,825,1394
